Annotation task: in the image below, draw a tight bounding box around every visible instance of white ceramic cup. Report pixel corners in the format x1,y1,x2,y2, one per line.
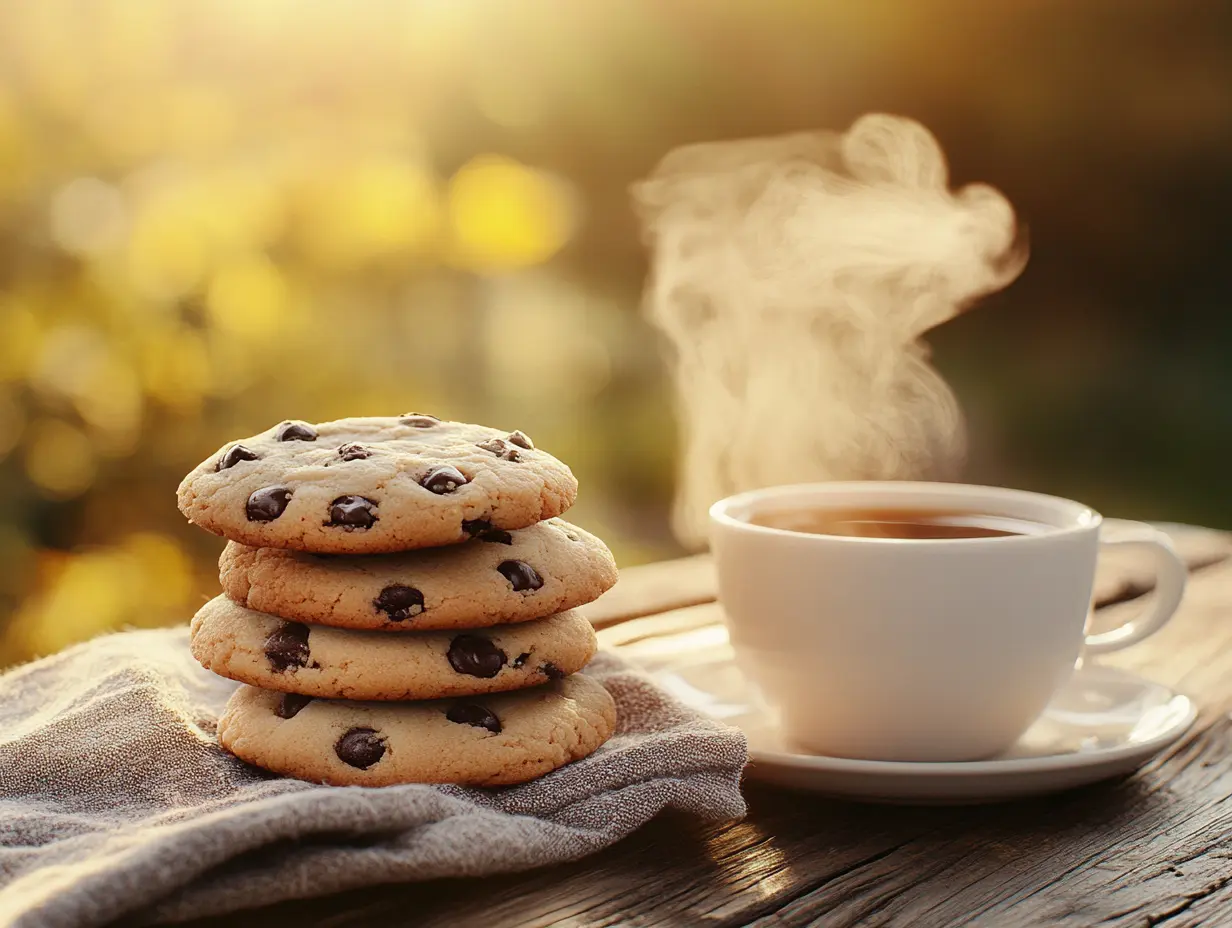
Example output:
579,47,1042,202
709,482,1187,762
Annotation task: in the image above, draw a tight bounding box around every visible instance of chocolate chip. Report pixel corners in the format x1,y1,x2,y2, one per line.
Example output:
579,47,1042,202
447,635,507,678
276,420,318,441
264,622,310,672
217,444,259,471
275,694,313,719
498,560,543,592
399,413,439,428
507,430,534,450
540,662,565,681
421,465,468,494
480,530,514,545
446,703,502,734
337,442,371,462
329,495,377,529
462,519,492,536
335,728,386,769
247,486,292,522
512,651,531,668
476,438,520,462
374,584,424,622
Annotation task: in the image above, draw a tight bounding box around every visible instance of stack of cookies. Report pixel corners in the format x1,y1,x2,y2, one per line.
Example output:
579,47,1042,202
176,414,619,787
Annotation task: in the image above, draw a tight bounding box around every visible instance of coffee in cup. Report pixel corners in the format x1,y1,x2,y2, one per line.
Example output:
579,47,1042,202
710,482,1187,762
748,506,1048,540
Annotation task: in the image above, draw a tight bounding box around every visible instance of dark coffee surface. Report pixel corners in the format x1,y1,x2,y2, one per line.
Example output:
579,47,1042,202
749,507,1046,539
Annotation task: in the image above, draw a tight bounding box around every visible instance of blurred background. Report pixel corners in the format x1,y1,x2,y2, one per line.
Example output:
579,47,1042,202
1,0,1230,667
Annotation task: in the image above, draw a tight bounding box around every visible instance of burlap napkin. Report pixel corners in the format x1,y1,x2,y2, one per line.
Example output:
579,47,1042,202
0,627,747,928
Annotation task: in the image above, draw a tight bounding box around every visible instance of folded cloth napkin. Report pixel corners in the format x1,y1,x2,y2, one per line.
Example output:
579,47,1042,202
0,627,747,928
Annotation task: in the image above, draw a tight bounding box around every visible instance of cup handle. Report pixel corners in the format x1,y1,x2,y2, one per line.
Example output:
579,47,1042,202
1084,520,1188,656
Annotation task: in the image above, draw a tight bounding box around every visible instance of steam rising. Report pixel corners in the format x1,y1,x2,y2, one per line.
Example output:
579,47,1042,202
633,114,1026,547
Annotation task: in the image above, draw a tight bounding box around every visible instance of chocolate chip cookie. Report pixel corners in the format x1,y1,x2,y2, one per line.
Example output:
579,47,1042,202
219,518,617,631
177,416,577,553
190,595,597,700
217,673,617,786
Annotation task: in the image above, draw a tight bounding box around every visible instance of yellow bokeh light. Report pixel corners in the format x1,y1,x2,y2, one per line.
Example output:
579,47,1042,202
299,158,441,269
27,323,144,454
122,532,194,610
196,168,286,253
0,0,667,669
12,0,91,118
24,419,97,499
6,549,132,658
74,355,144,455
0,301,40,382
2,530,198,660
447,155,575,272
126,197,208,300
141,328,211,412
206,254,289,340
95,0,173,81
165,86,238,152
87,88,168,164
50,177,129,256
32,324,106,399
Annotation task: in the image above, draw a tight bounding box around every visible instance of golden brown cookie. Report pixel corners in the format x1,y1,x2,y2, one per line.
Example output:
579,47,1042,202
177,415,577,553
217,675,617,787
190,595,597,700
219,518,617,631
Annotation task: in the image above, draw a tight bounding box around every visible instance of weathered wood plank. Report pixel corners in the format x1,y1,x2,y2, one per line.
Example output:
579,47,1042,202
584,553,716,628
170,528,1232,928
594,601,723,651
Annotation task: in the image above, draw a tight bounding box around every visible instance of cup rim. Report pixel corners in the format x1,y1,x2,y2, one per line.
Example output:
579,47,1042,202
709,481,1102,546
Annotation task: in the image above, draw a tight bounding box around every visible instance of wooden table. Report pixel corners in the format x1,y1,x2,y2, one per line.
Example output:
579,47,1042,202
182,524,1232,928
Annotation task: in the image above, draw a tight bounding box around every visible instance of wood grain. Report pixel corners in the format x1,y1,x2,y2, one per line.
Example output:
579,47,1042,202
172,523,1232,928
584,553,715,627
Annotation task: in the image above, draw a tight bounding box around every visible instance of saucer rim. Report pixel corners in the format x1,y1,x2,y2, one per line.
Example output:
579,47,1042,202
746,665,1197,777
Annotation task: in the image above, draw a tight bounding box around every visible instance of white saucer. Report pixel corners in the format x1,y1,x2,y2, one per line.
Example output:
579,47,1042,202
619,625,1196,804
